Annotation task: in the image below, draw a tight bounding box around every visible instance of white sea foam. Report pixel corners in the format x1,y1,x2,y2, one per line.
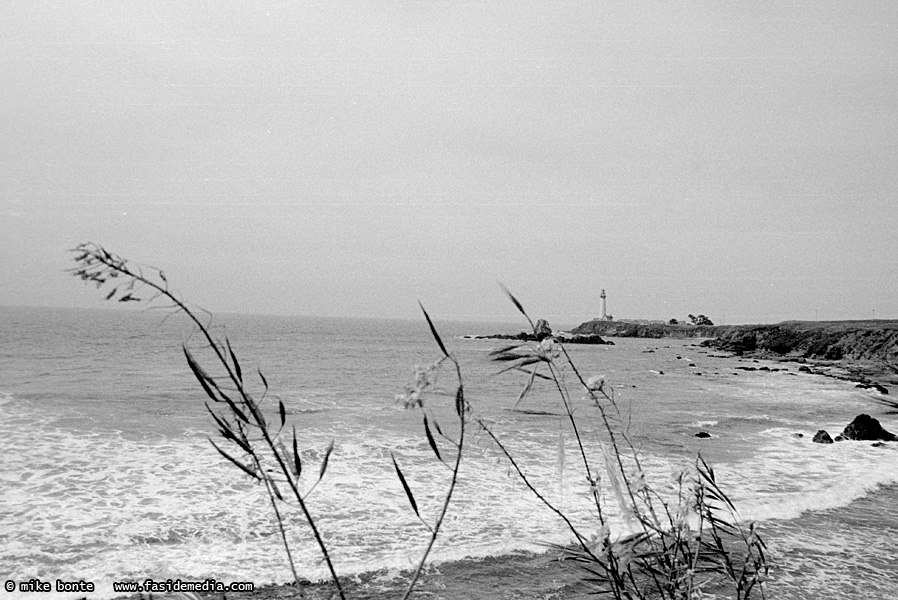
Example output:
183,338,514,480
1,392,674,599
706,427,898,522
4,312,898,599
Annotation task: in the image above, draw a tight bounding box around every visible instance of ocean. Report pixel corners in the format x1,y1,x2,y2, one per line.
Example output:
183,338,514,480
1,305,897,598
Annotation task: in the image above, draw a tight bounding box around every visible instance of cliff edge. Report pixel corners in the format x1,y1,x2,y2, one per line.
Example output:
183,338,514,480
704,320,898,364
570,319,898,365
569,320,727,339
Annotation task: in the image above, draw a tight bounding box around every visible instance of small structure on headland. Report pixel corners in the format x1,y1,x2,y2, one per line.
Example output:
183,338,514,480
598,289,614,321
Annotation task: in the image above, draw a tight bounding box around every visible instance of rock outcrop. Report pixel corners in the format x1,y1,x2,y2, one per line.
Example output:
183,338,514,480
534,319,552,341
812,430,834,444
473,332,613,345
834,414,898,442
703,321,898,363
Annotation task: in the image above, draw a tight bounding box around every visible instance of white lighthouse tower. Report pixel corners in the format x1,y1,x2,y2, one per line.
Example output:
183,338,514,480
599,289,613,321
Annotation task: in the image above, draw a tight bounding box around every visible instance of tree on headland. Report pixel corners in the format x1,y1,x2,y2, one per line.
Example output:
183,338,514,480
688,314,714,326
669,318,679,325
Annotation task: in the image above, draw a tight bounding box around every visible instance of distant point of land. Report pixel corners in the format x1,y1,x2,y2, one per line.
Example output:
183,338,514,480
569,318,898,365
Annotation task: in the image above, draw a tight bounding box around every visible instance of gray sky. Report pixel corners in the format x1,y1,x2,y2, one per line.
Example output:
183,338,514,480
2,1,897,325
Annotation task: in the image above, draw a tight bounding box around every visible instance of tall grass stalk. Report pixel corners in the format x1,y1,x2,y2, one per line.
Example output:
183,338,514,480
480,288,768,599
70,242,344,598
393,304,469,600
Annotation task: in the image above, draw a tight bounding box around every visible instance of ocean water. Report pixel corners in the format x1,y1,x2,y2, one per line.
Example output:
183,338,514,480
1,305,897,599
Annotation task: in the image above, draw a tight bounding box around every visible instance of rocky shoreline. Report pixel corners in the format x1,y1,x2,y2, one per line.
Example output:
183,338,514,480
721,354,896,395
570,319,898,364
569,318,898,394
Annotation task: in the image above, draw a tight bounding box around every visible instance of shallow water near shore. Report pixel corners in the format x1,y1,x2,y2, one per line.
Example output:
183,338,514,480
2,306,897,598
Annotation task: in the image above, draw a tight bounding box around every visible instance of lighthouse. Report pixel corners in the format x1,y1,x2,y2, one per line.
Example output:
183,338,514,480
598,289,613,321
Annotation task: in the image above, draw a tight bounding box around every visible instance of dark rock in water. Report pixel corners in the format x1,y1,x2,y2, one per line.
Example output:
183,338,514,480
478,332,537,341
812,430,834,444
688,363,696,367
559,334,614,345
792,432,804,438
856,383,890,395
695,431,711,438
478,330,615,345
837,414,898,442
759,366,770,371
534,319,553,341
872,442,885,447
798,366,811,373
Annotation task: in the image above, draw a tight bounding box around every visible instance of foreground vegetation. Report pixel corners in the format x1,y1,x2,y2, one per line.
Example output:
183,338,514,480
72,242,767,599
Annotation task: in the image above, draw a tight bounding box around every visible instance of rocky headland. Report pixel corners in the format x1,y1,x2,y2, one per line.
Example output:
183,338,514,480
702,320,898,363
569,320,724,339
571,319,898,363
571,318,898,392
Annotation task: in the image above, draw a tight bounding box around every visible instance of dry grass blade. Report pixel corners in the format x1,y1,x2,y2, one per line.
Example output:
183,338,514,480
301,441,335,500
499,283,534,329
221,393,250,425
513,366,553,381
490,351,528,363
258,367,269,391
205,403,231,434
226,338,242,383
495,357,542,375
279,400,287,428
511,365,538,412
391,452,422,520
209,439,259,481
419,302,449,358
183,346,219,402
423,415,443,462
270,480,287,501
291,426,302,478
454,385,465,418
489,343,525,356
206,406,252,454
319,439,334,480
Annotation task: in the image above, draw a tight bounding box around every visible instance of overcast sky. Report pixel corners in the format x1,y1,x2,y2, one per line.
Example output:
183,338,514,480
2,1,896,326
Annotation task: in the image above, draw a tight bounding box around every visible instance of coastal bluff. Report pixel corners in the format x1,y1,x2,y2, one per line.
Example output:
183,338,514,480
570,319,898,364
570,320,723,339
